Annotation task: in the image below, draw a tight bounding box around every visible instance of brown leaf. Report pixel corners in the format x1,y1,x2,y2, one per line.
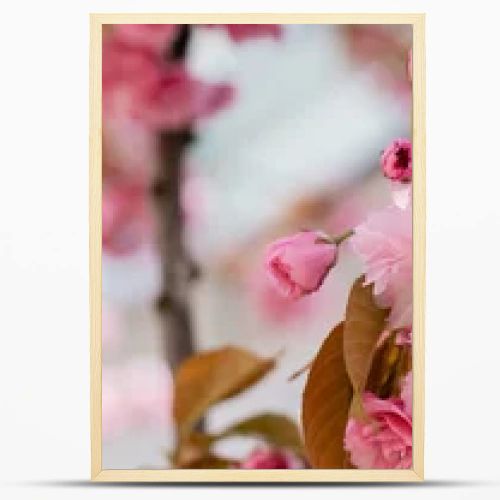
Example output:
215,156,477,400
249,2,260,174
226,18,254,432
179,453,236,469
174,346,275,436
171,432,213,467
302,323,353,468
348,392,369,422
343,277,389,395
366,331,412,398
174,414,303,467
219,413,304,455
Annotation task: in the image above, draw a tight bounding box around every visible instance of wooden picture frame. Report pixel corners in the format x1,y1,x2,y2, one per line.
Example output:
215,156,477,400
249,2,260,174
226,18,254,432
90,13,425,482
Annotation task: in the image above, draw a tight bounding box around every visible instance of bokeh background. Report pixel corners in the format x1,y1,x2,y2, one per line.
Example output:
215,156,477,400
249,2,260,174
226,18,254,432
102,23,412,469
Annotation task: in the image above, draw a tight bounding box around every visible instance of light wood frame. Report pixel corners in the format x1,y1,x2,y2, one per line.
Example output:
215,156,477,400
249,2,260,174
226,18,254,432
90,13,425,482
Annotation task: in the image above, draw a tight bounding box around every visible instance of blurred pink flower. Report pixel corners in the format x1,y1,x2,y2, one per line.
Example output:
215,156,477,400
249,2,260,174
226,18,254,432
248,266,316,325
103,37,234,130
102,305,124,351
401,371,413,417
344,393,412,469
391,183,412,210
103,117,157,177
265,231,338,299
102,177,153,256
381,139,412,183
113,24,179,53
102,359,173,440
395,327,413,346
327,195,366,236
102,38,161,120
139,64,234,130
407,49,413,82
350,203,412,329
208,24,282,42
240,447,303,469
345,25,412,104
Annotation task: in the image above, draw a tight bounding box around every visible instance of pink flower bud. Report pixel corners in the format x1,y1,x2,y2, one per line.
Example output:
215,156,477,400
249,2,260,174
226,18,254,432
265,231,337,299
240,447,303,469
381,138,412,183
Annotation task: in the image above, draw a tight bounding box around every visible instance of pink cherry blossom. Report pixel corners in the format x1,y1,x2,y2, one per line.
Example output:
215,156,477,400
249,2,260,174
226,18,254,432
344,393,412,469
391,182,412,210
139,64,234,130
381,138,412,183
240,447,304,469
102,38,161,120
350,202,412,329
401,371,413,417
102,177,153,256
113,24,179,54
265,231,338,299
207,24,282,42
395,327,413,346
103,117,157,178
103,36,234,130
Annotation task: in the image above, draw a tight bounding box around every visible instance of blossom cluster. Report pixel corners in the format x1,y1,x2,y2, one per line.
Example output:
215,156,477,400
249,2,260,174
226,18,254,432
102,23,281,256
265,136,413,469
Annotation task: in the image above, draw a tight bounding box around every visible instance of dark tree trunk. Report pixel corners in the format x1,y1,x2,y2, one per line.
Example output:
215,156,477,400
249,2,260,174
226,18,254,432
153,25,197,371
153,130,197,370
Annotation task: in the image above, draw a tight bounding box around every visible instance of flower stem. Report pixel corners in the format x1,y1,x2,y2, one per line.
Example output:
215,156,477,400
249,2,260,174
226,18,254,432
332,228,354,245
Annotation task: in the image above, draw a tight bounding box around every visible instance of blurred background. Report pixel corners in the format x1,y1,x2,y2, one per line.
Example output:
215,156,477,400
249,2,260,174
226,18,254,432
102,23,412,469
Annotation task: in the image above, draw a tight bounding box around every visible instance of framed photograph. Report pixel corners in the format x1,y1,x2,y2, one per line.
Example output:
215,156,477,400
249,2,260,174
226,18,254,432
90,13,425,482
